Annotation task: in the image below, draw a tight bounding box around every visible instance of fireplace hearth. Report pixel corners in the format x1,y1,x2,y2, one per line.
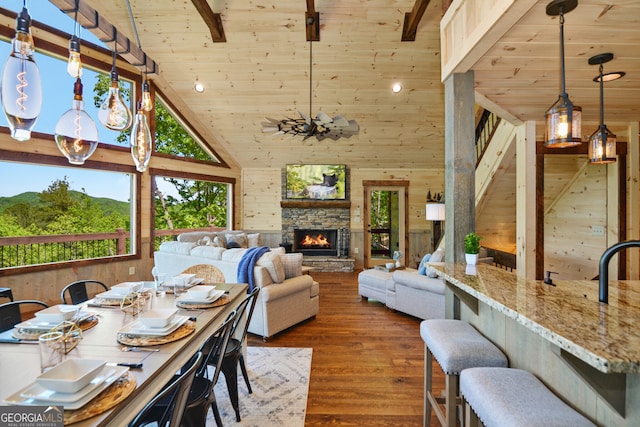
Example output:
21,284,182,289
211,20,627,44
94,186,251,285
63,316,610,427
294,229,338,256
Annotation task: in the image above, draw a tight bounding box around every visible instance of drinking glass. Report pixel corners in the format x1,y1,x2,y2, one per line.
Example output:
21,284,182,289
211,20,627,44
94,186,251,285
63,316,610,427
173,277,188,297
39,331,64,372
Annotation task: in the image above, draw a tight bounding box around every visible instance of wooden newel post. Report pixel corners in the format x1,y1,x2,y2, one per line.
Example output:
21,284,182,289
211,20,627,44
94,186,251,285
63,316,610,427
115,228,127,255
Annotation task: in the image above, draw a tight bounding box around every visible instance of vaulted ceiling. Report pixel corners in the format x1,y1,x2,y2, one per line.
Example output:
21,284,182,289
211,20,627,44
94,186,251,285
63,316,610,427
39,0,640,170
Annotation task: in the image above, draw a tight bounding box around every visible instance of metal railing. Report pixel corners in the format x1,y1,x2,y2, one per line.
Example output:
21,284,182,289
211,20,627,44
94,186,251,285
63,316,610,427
475,109,501,165
0,228,130,268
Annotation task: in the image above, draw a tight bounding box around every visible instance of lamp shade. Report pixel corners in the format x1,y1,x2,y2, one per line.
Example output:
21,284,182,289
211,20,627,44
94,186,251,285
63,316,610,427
426,203,445,221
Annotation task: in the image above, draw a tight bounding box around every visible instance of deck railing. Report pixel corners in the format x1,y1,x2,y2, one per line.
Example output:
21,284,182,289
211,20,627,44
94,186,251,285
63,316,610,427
0,228,130,268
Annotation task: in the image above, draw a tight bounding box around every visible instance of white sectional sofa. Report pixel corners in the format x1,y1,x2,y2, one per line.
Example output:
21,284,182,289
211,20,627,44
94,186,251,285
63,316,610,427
154,233,319,340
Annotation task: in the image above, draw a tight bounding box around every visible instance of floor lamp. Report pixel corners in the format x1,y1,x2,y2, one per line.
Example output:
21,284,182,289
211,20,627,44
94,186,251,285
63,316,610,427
426,203,445,250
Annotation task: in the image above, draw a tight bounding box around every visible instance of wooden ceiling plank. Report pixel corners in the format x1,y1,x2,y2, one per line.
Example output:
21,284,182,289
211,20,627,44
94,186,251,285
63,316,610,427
306,0,319,41
402,0,432,42
191,0,226,43
48,0,158,76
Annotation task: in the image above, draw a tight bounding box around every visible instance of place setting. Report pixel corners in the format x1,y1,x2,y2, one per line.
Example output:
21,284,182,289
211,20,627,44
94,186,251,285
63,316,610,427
8,304,99,342
157,273,205,294
90,281,152,308
116,307,196,347
174,284,229,309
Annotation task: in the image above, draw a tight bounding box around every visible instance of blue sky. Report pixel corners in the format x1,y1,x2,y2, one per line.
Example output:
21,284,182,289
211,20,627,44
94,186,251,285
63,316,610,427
0,1,137,202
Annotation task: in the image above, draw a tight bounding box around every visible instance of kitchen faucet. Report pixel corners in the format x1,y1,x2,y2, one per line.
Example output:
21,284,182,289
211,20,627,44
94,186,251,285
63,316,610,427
598,240,640,303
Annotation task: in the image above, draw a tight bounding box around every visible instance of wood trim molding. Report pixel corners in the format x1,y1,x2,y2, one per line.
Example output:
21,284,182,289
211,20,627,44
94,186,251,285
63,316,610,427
280,200,350,209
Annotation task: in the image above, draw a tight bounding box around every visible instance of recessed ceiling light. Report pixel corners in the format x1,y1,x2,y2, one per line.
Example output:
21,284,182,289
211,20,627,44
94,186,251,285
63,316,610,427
194,82,205,93
392,83,402,93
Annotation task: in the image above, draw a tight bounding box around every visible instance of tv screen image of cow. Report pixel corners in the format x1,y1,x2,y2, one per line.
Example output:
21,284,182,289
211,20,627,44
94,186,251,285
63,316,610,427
286,164,346,200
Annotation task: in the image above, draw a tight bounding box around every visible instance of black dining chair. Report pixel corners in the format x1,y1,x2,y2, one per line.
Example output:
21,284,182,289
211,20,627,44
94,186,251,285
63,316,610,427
60,280,108,304
128,351,203,427
183,312,236,427
215,287,260,422
0,300,49,332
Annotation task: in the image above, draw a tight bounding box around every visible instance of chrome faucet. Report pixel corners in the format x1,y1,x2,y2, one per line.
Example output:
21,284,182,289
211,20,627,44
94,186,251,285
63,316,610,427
598,240,640,303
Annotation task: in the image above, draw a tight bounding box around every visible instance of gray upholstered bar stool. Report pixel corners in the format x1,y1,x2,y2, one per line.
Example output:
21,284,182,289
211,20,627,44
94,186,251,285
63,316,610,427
460,367,596,427
421,319,508,427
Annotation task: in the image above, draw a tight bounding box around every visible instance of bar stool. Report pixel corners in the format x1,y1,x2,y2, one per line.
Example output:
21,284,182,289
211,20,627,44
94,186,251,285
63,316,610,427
421,319,508,427
460,367,595,426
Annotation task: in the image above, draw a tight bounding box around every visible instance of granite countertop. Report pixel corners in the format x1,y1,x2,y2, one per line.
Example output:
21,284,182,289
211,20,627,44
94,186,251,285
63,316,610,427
431,263,640,374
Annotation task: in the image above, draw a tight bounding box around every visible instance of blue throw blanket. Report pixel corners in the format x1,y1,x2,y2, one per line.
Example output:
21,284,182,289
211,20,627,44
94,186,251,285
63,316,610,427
237,246,270,292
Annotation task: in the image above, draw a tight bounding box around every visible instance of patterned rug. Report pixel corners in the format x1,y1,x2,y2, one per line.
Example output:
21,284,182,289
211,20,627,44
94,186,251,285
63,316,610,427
207,347,312,427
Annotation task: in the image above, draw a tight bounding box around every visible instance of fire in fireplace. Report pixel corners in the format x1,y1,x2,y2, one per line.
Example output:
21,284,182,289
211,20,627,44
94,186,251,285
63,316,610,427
294,229,338,256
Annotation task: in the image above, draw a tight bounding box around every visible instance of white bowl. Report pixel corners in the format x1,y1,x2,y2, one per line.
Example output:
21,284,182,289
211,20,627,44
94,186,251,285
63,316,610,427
186,285,216,299
36,359,106,393
34,305,77,324
111,281,144,295
173,274,196,286
138,308,178,328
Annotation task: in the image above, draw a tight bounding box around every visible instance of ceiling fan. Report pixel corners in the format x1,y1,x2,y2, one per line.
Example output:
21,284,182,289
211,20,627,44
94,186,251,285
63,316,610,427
261,33,359,141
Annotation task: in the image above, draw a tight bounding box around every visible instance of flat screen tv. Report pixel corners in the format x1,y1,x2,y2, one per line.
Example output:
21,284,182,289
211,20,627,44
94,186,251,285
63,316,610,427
286,164,347,200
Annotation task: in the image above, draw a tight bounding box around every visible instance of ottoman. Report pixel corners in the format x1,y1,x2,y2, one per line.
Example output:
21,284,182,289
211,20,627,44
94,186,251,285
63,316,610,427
358,269,394,304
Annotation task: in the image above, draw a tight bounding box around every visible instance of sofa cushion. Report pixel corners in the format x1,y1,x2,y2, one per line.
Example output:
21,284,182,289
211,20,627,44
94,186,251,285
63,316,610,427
393,269,445,295
177,232,216,243
226,232,248,248
221,248,247,262
257,251,286,283
418,253,431,275
247,233,261,247
190,245,225,260
280,253,303,279
159,241,197,255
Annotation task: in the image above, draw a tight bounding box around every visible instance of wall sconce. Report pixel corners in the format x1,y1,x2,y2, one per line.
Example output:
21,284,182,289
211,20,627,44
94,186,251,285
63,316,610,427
588,53,623,164
544,0,581,148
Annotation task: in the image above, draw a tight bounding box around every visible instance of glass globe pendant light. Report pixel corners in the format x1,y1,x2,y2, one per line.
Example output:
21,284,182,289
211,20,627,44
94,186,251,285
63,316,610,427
98,48,132,131
54,78,99,165
0,3,42,141
130,101,152,172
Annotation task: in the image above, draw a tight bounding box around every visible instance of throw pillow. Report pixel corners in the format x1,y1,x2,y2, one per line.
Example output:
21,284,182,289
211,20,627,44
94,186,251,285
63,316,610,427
247,233,261,247
212,235,227,248
427,248,444,277
280,253,303,279
418,253,431,275
227,241,242,249
257,251,286,283
226,232,248,248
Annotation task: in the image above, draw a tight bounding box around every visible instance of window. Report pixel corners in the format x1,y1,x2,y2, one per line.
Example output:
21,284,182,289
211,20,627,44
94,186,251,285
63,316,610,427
0,161,136,269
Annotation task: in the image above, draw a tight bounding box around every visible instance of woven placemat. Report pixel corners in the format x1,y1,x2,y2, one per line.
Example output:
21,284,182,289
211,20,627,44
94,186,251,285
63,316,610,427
64,371,136,425
117,320,196,347
175,294,231,310
12,316,99,341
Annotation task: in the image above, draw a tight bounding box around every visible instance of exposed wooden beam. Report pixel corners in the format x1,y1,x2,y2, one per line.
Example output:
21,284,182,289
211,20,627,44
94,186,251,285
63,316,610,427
48,0,158,76
191,0,226,43
305,0,319,42
402,0,431,41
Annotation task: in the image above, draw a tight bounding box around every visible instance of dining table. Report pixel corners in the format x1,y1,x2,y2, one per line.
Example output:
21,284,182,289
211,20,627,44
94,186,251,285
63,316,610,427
0,281,247,426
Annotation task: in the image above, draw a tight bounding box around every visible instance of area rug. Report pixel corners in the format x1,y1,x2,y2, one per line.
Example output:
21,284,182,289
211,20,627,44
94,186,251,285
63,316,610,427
206,347,312,427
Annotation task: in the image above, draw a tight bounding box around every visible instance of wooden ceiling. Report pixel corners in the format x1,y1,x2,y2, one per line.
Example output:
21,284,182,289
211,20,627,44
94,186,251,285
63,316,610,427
44,0,640,169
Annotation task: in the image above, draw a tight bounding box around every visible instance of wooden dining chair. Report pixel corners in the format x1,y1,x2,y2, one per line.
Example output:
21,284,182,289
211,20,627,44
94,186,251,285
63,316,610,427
216,287,260,421
128,351,203,427
181,264,225,284
60,280,108,304
0,300,48,332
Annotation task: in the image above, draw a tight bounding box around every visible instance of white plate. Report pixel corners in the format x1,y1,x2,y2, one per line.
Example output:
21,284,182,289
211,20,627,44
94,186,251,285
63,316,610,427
176,289,224,304
21,366,116,402
185,285,217,299
14,311,96,332
122,315,188,336
111,281,144,295
5,366,128,410
94,290,130,300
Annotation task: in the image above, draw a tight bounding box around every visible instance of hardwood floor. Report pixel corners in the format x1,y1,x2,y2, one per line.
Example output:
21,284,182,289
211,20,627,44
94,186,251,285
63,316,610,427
247,271,446,426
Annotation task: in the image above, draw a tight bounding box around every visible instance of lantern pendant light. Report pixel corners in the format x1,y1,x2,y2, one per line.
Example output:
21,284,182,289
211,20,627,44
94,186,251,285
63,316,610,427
544,0,582,148
1,3,42,141
588,53,623,164
54,78,99,165
98,47,132,131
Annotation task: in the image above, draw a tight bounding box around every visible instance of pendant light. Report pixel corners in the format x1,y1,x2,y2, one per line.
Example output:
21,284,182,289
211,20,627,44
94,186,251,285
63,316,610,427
0,2,42,141
544,0,581,148
98,45,132,131
54,78,99,165
131,101,152,172
588,53,624,164
66,1,82,78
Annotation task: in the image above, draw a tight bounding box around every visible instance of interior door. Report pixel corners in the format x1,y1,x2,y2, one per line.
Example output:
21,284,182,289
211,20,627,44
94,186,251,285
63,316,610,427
363,181,408,269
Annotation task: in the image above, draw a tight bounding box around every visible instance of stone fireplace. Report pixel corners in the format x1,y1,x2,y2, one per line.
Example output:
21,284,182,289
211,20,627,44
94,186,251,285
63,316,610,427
294,229,338,256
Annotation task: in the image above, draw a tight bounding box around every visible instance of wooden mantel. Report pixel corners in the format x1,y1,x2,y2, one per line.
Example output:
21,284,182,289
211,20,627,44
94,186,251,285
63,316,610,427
280,200,351,209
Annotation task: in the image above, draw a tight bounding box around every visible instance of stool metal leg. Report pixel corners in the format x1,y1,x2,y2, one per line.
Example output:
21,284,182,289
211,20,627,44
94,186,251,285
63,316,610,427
424,344,432,427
